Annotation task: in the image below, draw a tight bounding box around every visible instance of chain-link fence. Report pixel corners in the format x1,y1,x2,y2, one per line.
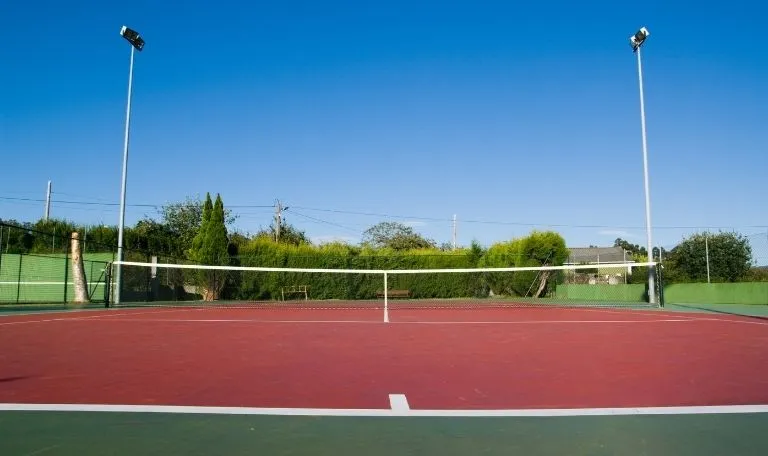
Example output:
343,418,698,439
0,222,171,306
656,230,768,309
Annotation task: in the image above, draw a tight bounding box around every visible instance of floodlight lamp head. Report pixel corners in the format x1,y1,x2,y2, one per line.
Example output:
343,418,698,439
629,27,649,51
120,26,145,51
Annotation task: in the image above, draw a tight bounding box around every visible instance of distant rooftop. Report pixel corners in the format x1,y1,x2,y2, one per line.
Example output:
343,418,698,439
567,246,631,264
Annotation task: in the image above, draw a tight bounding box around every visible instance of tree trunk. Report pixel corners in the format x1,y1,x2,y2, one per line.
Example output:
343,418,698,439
533,270,550,298
71,232,90,304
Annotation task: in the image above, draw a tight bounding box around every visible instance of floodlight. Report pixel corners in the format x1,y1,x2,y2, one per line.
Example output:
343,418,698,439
629,27,649,51
120,26,145,51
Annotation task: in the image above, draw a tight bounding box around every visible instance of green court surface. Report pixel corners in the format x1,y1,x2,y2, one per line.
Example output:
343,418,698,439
2,411,768,455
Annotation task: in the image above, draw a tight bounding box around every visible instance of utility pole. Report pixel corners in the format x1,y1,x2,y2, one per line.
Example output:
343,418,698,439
452,214,457,250
274,200,286,242
44,180,52,220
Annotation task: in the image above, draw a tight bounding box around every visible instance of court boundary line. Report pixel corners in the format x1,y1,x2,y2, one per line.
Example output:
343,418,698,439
3,305,763,326
36,317,703,325
0,282,106,285
1,403,767,417
0,308,202,326
0,308,109,318
697,317,768,326
569,306,768,326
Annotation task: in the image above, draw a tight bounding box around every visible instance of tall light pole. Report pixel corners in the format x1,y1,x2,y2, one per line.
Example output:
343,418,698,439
115,26,145,305
630,26,656,304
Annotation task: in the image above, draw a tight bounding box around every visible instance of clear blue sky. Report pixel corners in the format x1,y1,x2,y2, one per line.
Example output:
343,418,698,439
2,0,766,250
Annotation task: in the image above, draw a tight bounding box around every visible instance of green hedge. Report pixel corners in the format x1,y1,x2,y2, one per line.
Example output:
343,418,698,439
231,241,487,300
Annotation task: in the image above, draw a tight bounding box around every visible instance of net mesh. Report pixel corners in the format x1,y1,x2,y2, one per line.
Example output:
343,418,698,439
112,260,658,310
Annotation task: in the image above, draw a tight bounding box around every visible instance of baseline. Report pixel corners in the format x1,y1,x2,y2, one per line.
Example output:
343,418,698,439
1,403,767,417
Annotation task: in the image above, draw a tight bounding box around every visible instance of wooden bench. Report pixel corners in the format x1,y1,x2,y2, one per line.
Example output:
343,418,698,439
375,289,410,299
281,285,309,301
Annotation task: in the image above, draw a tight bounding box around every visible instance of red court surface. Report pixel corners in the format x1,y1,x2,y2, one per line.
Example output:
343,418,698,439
1,306,767,411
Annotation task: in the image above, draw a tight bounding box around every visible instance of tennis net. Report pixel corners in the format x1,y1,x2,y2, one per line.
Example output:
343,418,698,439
111,260,659,314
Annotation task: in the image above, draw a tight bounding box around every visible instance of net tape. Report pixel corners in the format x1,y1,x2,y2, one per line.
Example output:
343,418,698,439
114,260,657,275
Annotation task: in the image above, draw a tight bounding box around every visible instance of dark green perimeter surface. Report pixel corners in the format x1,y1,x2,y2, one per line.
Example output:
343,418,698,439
665,302,768,318
2,412,768,456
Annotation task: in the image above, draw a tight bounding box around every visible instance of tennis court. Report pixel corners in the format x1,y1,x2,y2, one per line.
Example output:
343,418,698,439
2,301,767,455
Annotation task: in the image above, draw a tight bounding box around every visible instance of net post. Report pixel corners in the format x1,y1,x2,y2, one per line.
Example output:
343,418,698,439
150,256,158,302
16,254,22,304
383,271,389,323
104,262,112,308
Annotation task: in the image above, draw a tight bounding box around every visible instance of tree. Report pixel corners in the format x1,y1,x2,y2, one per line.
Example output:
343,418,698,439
206,194,230,266
126,220,176,259
255,222,311,246
159,195,237,258
519,231,569,266
188,194,213,261
187,193,231,300
479,231,568,298
613,238,647,258
228,231,250,258
0,219,35,253
516,231,568,298
362,221,436,251
666,232,752,283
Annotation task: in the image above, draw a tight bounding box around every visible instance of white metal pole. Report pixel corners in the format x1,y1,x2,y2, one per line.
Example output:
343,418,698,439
452,214,457,250
705,232,711,283
44,180,52,220
383,272,389,323
623,250,627,284
636,47,656,304
115,45,135,305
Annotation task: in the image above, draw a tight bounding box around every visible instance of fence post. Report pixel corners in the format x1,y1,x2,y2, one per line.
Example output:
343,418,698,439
16,254,22,304
89,260,94,301
104,263,112,308
63,235,70,303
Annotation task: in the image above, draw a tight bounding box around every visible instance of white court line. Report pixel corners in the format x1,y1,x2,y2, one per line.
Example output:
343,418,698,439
389,394,410,413
59,317,700,325
696,317,768,327
566,306,700,320
0,308,109,318
1,402,767,417
393,318,698,325
83,318,384,324
0,308,200,326
572,306,768,326
0,282,105,285
581,306,768,327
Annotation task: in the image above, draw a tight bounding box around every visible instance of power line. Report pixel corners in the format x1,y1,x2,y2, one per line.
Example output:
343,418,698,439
287,209,363,235
0,196,273,210
0,196,158,208
2,196,765,232
288,205,768,231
